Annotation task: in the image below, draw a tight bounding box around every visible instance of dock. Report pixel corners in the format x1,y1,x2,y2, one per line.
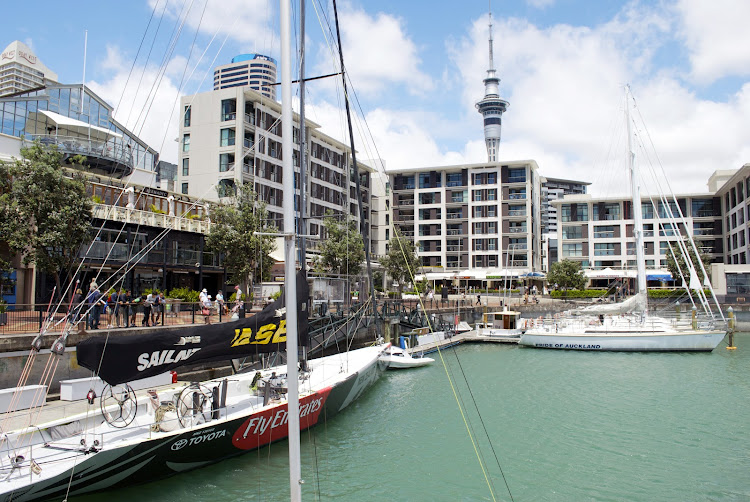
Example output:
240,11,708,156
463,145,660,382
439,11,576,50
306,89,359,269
405,330,519,356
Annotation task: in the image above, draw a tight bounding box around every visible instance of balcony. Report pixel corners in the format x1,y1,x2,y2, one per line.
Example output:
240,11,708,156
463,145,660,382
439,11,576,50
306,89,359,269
508,227,527,233
508,210,527,217
508,193,526,200
92,204,210,234
244,113,255,125
24,135,134,177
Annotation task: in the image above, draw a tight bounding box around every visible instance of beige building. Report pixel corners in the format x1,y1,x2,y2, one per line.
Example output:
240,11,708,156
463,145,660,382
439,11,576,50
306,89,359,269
389,161,543,278
178,86,373,249
0,41,58,97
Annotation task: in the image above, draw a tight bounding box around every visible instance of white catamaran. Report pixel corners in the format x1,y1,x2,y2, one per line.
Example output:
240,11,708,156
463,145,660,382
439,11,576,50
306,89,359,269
519,87,726,352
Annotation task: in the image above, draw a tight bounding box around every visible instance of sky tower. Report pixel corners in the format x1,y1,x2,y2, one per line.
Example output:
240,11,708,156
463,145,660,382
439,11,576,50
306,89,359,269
475,10,509,162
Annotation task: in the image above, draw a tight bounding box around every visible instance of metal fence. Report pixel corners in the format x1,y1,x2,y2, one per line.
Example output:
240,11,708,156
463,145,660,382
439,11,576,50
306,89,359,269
0,302,249,335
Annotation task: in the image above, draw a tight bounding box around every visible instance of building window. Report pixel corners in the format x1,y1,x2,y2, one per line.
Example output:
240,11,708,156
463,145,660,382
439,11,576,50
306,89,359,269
593,225,615,238
182,158,189,176
220,128,236,147
562,243,583,257
182,134,190,152
446,173,462,187
183,105,191,127
219,153,235,172
594,243,615,256
507,167,526,183
221,99,236,121
181,182,188,194
562,226,583,239
594,203,620,221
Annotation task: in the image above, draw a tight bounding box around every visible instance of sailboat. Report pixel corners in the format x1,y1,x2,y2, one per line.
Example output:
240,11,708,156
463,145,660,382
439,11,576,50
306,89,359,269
0,3,388,500
519,87,726,352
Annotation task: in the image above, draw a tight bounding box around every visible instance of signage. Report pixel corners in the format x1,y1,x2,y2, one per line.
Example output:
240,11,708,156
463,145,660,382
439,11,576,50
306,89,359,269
141,187,169,197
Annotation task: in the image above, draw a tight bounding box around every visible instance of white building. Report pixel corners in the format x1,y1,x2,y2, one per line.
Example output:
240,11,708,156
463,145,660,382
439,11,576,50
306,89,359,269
213,54,277,100
0,41,58,97
389,161,543,279
553,192,722,284
178,86,373,247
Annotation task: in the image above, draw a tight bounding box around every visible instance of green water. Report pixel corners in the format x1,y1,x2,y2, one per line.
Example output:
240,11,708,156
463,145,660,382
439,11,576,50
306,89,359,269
78,334,750,501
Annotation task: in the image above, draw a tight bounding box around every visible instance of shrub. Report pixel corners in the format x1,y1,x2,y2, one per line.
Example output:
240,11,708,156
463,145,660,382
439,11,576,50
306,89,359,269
550,289,608,299
168,287,199,303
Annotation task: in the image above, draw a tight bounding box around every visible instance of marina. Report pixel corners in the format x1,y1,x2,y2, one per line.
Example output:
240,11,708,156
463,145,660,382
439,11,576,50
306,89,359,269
60,333,749,502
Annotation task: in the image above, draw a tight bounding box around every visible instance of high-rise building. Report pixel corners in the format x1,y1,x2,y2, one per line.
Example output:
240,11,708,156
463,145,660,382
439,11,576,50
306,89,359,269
0,41,58,97
213,54,277,100
475,12,509,162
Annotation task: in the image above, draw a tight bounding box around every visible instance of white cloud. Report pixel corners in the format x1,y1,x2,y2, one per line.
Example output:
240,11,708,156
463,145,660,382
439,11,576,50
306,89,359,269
150,0,277,49
88,45,183,163
312,4,433,96
526,0,555,8
676,0,750,84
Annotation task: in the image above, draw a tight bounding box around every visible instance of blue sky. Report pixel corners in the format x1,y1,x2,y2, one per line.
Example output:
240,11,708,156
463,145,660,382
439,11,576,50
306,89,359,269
5,0,750,195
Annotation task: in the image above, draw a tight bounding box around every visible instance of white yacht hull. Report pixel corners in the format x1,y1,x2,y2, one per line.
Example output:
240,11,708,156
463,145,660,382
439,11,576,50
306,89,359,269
0,344,389,502
379,346,434,369
519,330,725,351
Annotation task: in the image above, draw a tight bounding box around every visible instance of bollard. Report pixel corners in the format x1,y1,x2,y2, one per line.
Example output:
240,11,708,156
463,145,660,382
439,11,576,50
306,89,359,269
727,307,736,350
675,301,680,321
691,306,697,330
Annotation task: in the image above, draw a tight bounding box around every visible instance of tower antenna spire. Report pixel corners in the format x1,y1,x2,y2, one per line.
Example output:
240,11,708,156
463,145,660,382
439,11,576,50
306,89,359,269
488,2,494,72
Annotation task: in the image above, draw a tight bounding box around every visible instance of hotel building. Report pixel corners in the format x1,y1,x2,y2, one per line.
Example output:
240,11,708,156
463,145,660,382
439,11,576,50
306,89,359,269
0,41,58,97
213,54,277,100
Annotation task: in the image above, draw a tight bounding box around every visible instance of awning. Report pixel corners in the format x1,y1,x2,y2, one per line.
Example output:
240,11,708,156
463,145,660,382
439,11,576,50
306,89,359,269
456,269,487,280
33,110,123,141
425,272,455,280
646,273,673,281
522,271,546,279
486,268,525,279
585,267,631,279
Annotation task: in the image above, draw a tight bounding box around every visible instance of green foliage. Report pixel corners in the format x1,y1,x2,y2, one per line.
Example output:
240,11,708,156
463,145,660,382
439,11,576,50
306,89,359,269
91,195,105,204
149,204,166,214
0,300,6,314
380,231,420,293
206,184,277,290
647,288,712,298
665,240,709,285
547,260,587,290
0,141,92,294
167,287,199,302
270,290,282,301
318,213,365,278
229,292,247,302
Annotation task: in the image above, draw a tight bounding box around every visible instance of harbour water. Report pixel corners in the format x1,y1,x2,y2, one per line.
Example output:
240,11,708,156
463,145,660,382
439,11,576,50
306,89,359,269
76,334,750,501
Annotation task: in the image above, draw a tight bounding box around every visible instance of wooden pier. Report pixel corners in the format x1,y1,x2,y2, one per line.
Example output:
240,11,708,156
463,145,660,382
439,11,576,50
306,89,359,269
405,330,520,356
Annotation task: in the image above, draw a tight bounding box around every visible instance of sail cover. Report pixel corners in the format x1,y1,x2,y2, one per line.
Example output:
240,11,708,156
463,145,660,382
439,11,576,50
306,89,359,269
77,272,309,385
572,291,647,315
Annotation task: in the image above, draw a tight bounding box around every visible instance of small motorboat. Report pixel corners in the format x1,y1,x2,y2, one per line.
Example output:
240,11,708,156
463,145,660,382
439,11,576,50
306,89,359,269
380,345,434,369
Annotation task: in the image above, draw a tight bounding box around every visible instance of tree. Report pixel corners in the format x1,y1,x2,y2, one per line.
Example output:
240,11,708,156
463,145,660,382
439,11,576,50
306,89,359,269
547,259,587,290
665,239,710,286
206,183,277,300
380,231,420,294
318,214,364,279
0,142,92,296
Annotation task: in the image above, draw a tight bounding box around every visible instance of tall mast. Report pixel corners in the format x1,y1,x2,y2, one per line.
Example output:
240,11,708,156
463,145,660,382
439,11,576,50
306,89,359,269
298,0,307,274
626,86,647,299
280,0,301,499
332,0,376,311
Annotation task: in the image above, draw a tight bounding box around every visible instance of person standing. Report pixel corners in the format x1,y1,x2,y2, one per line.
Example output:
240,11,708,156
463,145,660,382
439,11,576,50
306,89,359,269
86,283,102,330
71,288,84,324
200,289,212,324
119,289,131,328
232,285,243,313
152,291,165,325
107,289,118,328
142,292,153,326
216,290,226,315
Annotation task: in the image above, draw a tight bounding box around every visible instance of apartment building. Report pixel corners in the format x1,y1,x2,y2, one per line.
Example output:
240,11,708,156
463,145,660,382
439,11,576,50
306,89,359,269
389,161,542,278
178,86,373,249
0,41,58,97
213,54,277,100
553,192,723,283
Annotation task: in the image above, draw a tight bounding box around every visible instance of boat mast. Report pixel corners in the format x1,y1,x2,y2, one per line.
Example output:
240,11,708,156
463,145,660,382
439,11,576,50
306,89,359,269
280,0,302,499
626,86,647,300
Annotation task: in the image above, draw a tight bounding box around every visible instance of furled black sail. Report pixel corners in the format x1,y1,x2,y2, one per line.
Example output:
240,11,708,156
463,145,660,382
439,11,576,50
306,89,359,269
77,272,309,385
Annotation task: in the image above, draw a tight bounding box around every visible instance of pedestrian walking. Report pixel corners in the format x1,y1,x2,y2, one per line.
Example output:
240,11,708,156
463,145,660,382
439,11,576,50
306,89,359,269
86,283,102,330
476,294,481,306
216,291,226,315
